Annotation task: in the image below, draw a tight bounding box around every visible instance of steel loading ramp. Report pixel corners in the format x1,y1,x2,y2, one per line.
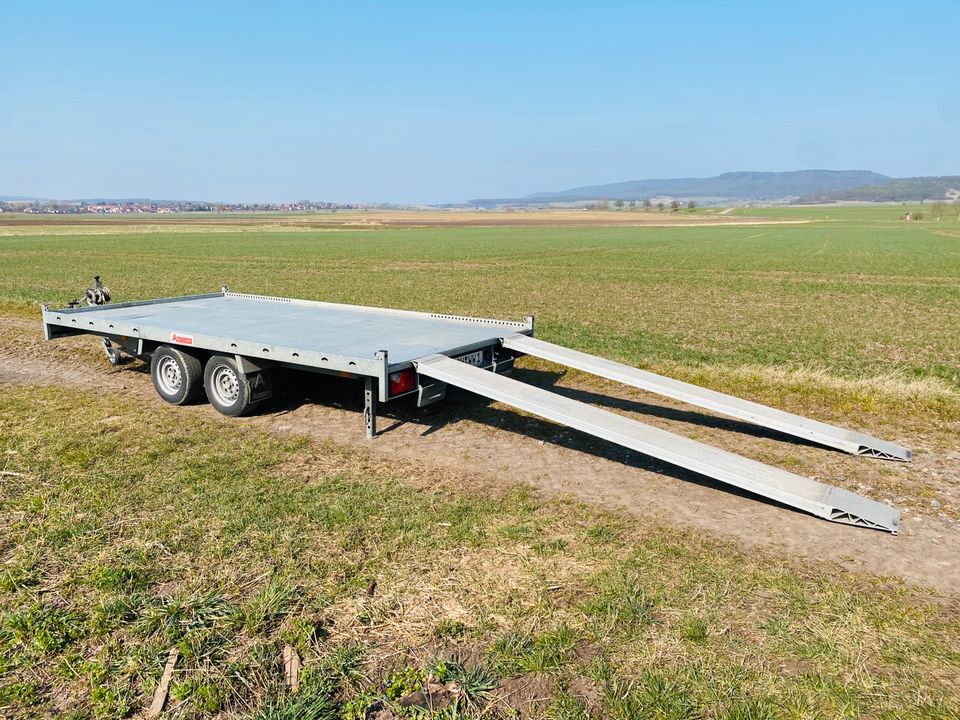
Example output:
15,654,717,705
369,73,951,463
502,335,911,462
415,354,900,533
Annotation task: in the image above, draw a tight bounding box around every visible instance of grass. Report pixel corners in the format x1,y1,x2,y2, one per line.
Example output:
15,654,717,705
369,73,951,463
729,203,960,222
2,210,959,390
2,208,959,448
0,385,958,718
0,209,959,716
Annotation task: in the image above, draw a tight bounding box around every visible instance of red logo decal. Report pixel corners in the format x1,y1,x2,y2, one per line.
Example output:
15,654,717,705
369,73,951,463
171,332,194,345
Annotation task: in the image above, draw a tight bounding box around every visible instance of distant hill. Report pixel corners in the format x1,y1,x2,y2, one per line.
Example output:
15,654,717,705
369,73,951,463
795,176,960,203
470,170,891,206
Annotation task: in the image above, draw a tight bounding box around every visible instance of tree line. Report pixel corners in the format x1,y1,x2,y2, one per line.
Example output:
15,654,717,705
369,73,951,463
590,198,697,211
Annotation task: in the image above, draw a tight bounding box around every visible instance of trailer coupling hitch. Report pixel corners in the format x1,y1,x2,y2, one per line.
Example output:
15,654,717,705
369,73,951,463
68,275,111,308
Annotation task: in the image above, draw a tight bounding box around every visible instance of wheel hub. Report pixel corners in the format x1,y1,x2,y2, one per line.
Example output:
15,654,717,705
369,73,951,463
211,366,240,405
156,357,182,394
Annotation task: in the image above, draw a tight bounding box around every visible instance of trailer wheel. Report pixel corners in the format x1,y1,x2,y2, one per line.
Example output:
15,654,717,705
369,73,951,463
151,346,203,405
204,355,256,417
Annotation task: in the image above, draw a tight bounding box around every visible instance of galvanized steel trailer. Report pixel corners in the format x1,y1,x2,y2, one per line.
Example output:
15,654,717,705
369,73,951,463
41,289,906,533
42,290,532,436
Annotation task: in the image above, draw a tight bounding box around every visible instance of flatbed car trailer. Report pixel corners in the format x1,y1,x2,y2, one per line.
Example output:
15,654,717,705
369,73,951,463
42,288,908,533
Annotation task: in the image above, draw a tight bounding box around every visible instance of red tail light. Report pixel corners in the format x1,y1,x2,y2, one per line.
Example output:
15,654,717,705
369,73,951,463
388,369,416,396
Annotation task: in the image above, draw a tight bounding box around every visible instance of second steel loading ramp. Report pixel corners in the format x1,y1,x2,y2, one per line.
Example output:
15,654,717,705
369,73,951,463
502,335,911,462
415,354,901,533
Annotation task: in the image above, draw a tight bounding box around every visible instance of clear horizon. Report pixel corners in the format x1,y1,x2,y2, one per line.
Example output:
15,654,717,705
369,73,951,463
3,1,957,204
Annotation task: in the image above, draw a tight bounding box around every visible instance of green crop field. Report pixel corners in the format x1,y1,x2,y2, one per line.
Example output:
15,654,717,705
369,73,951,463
3,210,960,386
1,208,959,719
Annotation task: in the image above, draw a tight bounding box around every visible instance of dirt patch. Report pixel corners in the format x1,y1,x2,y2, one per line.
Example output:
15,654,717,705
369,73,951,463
1,316,958,595
492,673,556,715
0,210,809,231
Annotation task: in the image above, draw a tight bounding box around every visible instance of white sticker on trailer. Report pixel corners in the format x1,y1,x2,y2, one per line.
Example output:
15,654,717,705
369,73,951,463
171,332,194,345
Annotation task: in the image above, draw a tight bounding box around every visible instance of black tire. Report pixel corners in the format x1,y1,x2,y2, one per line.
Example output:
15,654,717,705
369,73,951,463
204,355,256,417
151,346,203,405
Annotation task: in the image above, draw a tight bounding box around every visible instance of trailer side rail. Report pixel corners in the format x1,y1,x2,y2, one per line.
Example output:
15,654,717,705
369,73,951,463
222,291,534,330
42,303,387,379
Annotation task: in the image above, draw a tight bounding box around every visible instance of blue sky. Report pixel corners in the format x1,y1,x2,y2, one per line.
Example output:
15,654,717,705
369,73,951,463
2,1,957,204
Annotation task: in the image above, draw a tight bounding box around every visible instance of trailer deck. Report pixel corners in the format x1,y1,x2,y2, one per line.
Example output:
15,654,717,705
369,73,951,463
41,288,906,534
43,291,532,372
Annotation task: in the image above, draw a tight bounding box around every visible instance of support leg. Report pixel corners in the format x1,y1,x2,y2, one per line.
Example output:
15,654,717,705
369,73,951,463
102,338,122,366
364,377,377,438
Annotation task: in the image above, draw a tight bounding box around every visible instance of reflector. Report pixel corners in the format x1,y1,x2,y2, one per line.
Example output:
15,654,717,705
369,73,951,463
388,369,415,396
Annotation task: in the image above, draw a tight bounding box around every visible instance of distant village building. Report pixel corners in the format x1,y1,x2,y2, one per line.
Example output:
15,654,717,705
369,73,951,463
0,200,361,214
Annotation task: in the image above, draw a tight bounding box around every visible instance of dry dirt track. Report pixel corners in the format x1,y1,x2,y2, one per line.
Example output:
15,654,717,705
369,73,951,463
1,317,957,595
0,209,809,230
